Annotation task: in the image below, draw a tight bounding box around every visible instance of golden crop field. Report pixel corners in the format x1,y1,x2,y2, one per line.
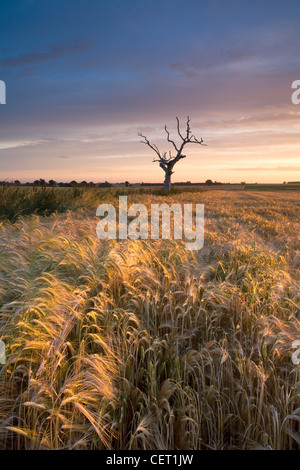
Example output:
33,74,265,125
0,189,299,450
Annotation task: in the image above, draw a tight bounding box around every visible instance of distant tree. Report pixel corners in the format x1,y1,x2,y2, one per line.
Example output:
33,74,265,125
70,181,78,187
80,181,88,187
205,179,213,186
14,180,21,186
139,116,206,191
125,181,130,187
99,181,112,188
48,180,57,187
33,178,46,186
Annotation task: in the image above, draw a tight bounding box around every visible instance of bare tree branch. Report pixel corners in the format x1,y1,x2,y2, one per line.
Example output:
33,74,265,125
138,117,206,190
165,125,179,153
188,136,206,145
186,116,191,140
176,117,185,141
138,133,162,159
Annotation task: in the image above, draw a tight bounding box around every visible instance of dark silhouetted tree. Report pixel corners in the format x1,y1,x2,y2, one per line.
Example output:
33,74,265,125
139,117,205,191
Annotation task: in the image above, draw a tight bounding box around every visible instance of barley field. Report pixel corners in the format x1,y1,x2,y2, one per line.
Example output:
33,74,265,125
0,189,299,450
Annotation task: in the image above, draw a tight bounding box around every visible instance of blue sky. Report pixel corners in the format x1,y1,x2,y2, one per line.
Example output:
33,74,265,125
0,0,300,183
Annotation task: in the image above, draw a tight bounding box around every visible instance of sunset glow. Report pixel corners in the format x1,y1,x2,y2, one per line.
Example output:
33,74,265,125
0,0,299,183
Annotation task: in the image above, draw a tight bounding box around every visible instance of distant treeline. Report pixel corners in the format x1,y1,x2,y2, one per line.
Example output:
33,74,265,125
0,179,113,187
140,180,225,186
2,179,299,187
0,179,233,187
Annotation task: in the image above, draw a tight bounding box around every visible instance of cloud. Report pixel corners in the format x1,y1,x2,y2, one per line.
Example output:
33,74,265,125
170,46,254,78
225,166,300,171
1,39,90,68
191,110,300,134
0,139,50,150
93,154,145,160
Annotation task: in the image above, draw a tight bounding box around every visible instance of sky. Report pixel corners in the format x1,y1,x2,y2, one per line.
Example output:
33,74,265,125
0,0,300,184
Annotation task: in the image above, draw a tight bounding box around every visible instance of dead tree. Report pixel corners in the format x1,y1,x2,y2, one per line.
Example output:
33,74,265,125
138,116,206,191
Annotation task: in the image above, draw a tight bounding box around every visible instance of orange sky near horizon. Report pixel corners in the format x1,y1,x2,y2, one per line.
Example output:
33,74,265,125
2,105,299,184
0,1,300,185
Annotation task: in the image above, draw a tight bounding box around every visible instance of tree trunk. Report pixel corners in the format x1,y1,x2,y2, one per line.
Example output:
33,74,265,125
164,169,172,191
